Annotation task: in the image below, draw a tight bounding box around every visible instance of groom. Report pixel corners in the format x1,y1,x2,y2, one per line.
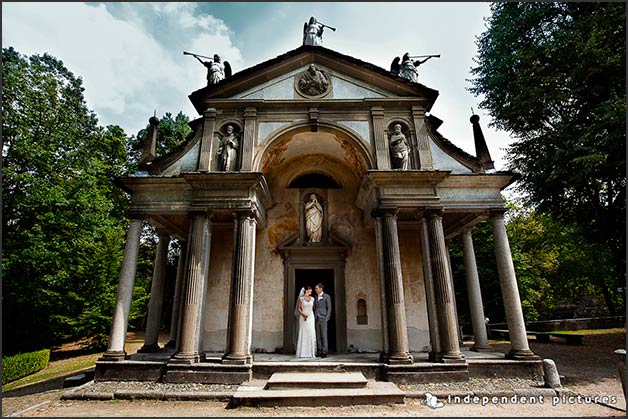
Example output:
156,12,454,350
314,283,332,357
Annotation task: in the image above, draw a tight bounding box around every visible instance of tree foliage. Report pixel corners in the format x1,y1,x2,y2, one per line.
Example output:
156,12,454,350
469,3,625,313
450,200,618,331
2,47,150,353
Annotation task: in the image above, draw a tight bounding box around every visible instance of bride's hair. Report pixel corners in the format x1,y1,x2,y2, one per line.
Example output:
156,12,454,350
304,285,313,292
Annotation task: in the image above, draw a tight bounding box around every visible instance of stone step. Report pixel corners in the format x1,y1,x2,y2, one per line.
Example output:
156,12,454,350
232,380,405,407
265,372,368,390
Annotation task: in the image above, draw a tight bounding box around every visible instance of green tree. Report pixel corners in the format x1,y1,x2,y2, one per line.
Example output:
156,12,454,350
469,3,625,314
1,47,134,352
450,200,618,330
125,111,192,173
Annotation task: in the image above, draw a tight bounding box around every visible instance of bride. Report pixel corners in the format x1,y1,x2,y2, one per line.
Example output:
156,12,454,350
295,286,317,358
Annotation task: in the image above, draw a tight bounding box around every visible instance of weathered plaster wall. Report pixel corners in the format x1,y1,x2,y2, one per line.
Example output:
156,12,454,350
327,189,382,353
201,227,233,352
252,184,299,352
398,226,431,352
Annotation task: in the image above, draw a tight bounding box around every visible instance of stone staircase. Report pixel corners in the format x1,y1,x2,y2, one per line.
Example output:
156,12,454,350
231,372,405,407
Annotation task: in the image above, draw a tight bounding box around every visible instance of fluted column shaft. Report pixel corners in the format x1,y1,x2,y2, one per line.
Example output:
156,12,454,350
102,219,143,360
419,216,441,361
166,243,187,348
374,217,390,360
427,210,464,362
377,209,413,364
462,228,492,351
223,210,257,365
173,213,212,363
490,211,538,359
140,233,171,352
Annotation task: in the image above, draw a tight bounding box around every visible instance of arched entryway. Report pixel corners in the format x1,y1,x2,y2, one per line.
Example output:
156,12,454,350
257,123,373,354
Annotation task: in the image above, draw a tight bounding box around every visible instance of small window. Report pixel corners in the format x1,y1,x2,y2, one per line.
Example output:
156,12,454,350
357,298,368,325
288,173,341,189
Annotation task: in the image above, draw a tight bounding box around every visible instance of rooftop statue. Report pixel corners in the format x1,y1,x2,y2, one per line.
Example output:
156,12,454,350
390,52,440,83
302,16,336,46
184,51,232,85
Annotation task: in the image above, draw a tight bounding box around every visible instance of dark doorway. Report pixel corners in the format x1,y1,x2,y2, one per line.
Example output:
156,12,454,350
295,269,336,353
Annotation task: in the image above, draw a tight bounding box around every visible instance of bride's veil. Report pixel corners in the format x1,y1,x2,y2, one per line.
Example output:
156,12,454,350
294,287,305,317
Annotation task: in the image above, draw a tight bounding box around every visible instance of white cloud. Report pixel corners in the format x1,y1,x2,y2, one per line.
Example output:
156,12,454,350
2,2,242,135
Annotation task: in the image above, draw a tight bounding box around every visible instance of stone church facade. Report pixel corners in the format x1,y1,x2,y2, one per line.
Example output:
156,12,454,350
97,45,538,383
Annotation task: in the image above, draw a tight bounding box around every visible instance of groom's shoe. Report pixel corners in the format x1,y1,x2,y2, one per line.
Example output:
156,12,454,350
321,353,327,358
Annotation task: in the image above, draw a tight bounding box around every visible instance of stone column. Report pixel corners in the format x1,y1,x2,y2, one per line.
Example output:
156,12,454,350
223,210,257,365
101,218,143,361
426,210,465,363
371,106,391,170
165,243,187,349
172,212,212,363
411,106,433,170
461,228,492,351
419,215,441,361
445,240,463,346
374,217,390,361
490,210,538,359
376,208,413,364
139,232,171,352
240,107,257,171
198,108,217,172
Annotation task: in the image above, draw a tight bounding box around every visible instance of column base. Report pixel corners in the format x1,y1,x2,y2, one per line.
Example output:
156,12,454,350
471,343,493,352
99,350,127,362
222,353,252,365
384,352,414,365
164,340,176,349
506,348,540,360
171,352,201,364
138,343,161,353
440,351,466,364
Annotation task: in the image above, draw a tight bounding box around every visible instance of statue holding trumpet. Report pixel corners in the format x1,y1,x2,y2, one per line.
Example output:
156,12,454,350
303,16,336,46
390,52,440,83
184,51,232,85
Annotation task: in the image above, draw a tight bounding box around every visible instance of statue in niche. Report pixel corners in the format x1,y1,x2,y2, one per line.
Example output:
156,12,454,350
305,193,323,243
297,64,330,97
217,124,239,171
389,123,410,170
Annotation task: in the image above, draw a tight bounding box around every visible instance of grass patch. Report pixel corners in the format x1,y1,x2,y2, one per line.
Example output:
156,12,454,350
2,352,101,392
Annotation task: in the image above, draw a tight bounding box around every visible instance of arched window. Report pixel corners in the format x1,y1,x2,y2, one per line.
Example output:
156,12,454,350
357,298,367,325
288,173,341,189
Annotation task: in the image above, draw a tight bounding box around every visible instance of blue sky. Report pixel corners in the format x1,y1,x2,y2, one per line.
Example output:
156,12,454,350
2,2,514,170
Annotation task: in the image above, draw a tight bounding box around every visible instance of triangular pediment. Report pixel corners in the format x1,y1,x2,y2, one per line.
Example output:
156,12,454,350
189,45,439,113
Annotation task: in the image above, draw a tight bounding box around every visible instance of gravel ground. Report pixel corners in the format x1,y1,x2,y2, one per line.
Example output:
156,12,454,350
80,381,238,394
398,377,544,393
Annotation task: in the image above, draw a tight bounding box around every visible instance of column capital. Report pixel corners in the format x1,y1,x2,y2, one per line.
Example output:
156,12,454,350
489,208,508,219
126,211,145,222
232,208,258,222
462,225,475,236
370,106,385,118
424,207,445,219
204,107,217,118
411,106,426,117
188,209,213,220
372,207,399,219
243,107,257,119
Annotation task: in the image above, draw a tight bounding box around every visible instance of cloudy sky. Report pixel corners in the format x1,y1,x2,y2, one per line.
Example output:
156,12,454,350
3,2,515,170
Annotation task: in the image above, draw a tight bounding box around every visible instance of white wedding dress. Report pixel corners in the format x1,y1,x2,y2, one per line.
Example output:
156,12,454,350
295,296,317,358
